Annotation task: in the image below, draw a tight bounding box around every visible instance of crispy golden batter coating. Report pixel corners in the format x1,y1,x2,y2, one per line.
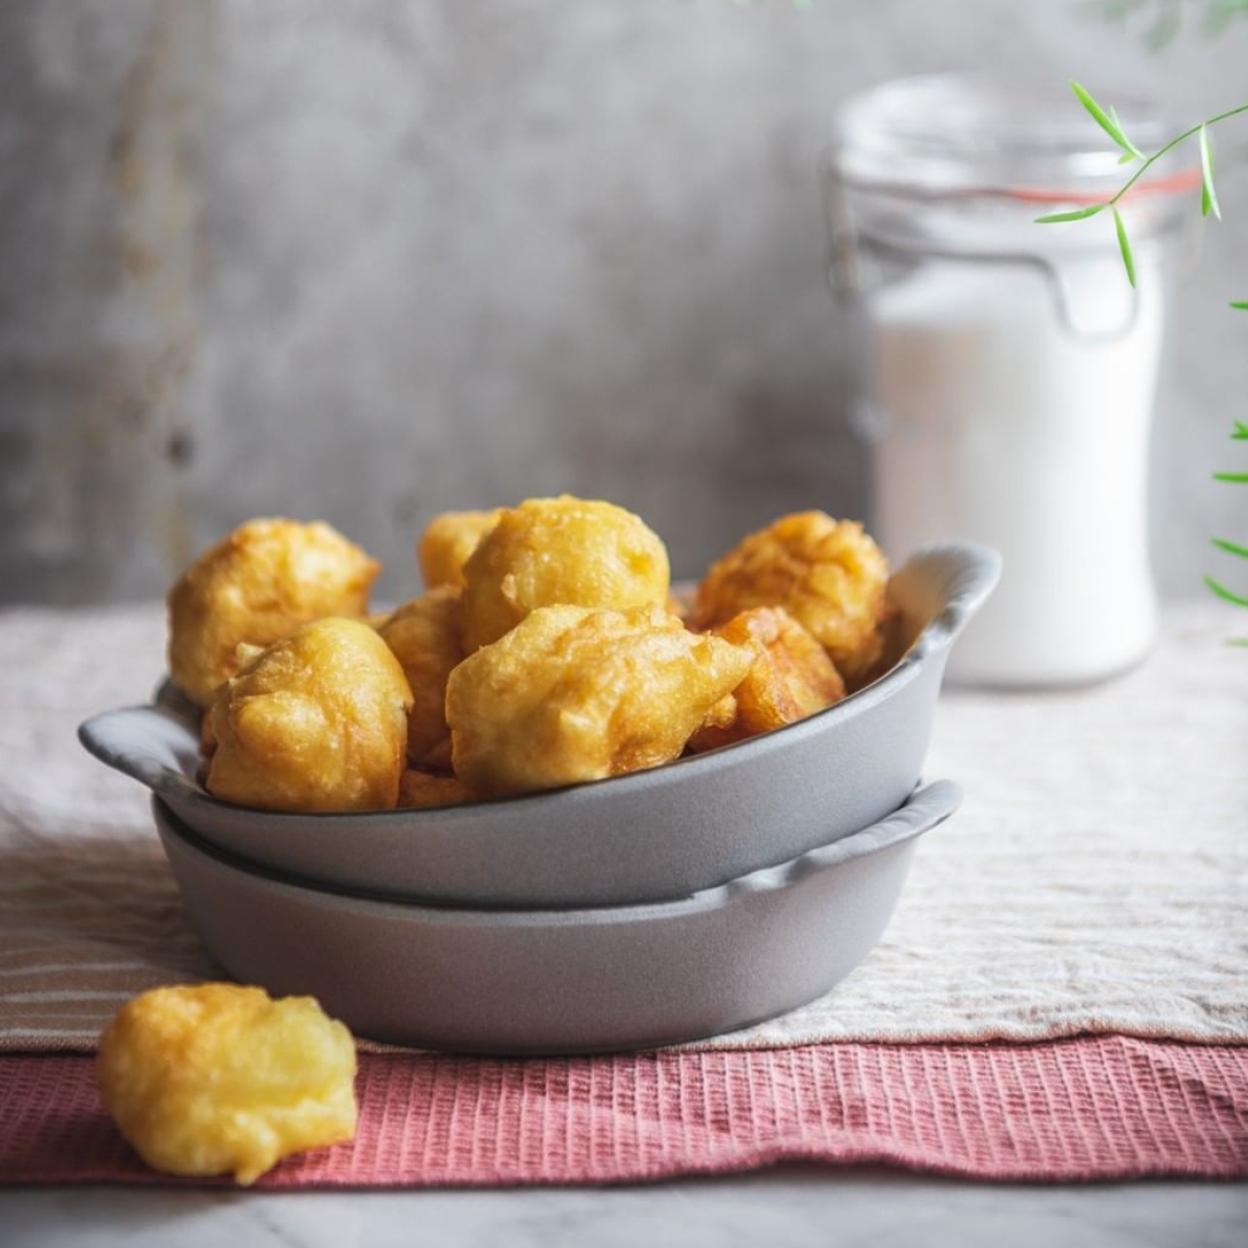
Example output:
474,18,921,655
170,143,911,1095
688,606,845,751
377,587,464,769
460,496,671,652
418,509,504,590
205,618,412,812
96,983,356,1186
695,691,739,739
446,604,752,796
168,518,379,707
695,512,890,685
397,769,477,809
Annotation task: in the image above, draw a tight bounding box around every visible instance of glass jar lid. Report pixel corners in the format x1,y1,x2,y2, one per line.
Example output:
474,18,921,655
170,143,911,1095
835,74,1194,204
829,75,1199,340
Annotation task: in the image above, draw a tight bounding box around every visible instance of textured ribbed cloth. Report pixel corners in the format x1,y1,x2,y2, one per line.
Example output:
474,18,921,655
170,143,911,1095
2,1038,1246,1185
1,602,1245,1050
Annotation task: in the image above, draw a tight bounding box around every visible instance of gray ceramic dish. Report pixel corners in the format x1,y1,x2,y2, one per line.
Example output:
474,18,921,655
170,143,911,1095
80,542,998,908
154,780,960,1054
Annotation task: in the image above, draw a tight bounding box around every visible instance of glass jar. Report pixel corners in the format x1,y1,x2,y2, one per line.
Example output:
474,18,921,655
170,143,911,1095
830,75,1194,686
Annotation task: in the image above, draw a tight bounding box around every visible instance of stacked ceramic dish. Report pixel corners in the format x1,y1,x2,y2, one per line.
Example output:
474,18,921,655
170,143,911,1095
81,543,999,1055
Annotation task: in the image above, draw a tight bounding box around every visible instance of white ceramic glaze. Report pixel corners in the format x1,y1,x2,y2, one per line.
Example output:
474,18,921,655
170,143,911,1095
155,781,960,1054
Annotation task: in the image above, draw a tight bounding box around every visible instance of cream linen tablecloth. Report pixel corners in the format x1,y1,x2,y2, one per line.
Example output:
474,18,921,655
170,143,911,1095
0,602,1244,1051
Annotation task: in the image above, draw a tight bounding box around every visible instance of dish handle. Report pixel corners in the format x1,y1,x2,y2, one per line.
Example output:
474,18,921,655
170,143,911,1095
889,541,1002,656
78,704,205,802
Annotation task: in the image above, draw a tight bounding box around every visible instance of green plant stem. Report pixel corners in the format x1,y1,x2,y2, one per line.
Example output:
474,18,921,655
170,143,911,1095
1048,93,1248,631
1107,102,1248,206
1047,85,1248,628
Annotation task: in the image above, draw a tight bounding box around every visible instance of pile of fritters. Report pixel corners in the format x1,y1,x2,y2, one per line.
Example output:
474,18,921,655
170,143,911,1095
168,497,891,811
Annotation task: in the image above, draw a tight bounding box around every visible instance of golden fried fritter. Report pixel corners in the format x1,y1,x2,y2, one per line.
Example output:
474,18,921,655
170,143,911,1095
665,590,694,622
97,983,357,1186
460,496,670,652
397,769,477,809
168,518,379,707
694,691,739,742
418,508,504,590
446,604,751,796
688,606,845,752
377,587,464,769
695,512,890,685
205,618,412,812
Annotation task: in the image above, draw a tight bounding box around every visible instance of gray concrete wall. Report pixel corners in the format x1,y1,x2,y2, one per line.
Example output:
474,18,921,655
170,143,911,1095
1,0,1245,603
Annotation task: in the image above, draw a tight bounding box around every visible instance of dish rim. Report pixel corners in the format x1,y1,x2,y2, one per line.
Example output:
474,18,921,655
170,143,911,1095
153,779,961,924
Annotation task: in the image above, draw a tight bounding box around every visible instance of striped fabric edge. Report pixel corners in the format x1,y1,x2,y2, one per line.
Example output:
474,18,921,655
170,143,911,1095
2,1036,1245,1187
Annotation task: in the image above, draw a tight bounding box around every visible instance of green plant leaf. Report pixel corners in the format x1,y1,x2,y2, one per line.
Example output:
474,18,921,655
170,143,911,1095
1205,575,1248,607
1071,81,1142,158
1232,300,1248,310
1034,203,1107,224
1199,124,1222,219
1112,206,1136,286
1213,471,1248,482
1212,536,1248,558
1233,421,1248,440
1108,104,1145,160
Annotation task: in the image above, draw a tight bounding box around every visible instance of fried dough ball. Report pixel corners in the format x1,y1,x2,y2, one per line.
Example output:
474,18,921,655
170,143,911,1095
205,618,412,812
665,591,693,623
446,604,752,796
377,587,464,769
688,607,845,752
168,518,379,707
695,691,739,740
418,508,504,590
460,496,671,652
398,769,477,809
97,983,357,1186
695,512,890,685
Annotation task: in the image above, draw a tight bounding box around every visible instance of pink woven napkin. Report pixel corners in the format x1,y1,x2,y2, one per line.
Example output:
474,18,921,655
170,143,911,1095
3,1036,1245,1186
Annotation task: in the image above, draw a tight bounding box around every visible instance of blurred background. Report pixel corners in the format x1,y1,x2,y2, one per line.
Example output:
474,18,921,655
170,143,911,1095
1,0,1244,605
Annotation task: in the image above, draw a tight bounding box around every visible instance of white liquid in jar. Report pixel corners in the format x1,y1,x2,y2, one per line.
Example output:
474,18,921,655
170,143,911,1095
867,255,1163,685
